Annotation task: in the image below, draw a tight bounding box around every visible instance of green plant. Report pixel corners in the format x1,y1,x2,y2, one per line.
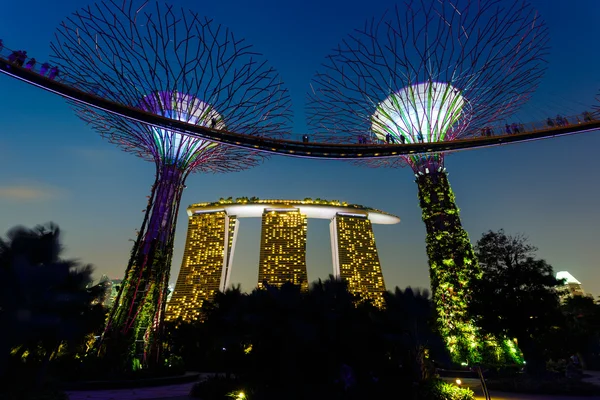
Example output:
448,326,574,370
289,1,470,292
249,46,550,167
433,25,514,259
418,379,474,400
166,354,185,374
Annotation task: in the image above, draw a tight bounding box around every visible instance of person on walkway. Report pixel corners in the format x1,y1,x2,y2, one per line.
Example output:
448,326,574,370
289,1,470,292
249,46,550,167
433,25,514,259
8,50,19,64
15,51,27,67
39,63,50,76
583,111,593,122
48,66,59,80
25,58,36,70
547,117,554,127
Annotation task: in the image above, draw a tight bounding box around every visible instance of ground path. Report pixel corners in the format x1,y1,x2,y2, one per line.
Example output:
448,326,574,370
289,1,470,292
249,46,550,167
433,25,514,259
67,384,600,400
67,371,600,400
475,392,600,400
66,381,194,400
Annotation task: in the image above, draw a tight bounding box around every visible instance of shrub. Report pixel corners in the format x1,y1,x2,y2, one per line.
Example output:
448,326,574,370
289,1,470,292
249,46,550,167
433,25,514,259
418,379,475,400
166,354,186,375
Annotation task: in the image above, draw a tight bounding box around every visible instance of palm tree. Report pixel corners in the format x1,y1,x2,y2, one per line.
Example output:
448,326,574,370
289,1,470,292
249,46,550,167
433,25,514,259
0,223,107,384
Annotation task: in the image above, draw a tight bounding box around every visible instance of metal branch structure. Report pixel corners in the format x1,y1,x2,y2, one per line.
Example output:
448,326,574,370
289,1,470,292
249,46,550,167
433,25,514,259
307,0,548,363
51,0,291,370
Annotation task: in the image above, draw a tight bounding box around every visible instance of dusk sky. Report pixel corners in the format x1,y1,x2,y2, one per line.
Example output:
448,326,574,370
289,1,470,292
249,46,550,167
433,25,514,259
1,0,600,296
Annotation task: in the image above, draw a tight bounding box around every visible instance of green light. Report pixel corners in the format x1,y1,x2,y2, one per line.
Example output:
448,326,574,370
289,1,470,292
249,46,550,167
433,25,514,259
416,170,523,365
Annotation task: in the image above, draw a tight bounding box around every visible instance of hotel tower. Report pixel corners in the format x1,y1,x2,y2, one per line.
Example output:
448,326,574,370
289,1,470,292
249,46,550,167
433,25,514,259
166,198,399,321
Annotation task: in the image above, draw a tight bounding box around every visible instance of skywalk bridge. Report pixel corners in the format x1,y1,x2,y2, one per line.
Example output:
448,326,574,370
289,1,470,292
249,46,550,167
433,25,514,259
1,47,599,160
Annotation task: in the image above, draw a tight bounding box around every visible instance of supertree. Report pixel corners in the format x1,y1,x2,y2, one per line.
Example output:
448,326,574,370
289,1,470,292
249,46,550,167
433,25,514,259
307,0,548,363
50,0,291,370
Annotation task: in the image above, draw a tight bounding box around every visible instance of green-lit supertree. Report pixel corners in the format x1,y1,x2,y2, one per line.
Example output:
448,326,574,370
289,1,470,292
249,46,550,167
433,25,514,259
307,0,548,363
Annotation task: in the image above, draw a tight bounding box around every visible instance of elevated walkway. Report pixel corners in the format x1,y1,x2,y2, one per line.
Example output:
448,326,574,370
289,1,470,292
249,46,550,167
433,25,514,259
1,44,600,160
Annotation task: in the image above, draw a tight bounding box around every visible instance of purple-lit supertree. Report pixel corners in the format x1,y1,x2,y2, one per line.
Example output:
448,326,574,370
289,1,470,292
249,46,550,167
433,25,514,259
50,0,291,370
307,0,548,363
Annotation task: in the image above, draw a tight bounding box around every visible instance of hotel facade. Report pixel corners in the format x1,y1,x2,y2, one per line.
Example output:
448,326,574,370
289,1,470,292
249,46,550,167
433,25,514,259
165,198,400,321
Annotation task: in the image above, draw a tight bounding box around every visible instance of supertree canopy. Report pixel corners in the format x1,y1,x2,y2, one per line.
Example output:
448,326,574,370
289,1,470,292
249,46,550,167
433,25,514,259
51,0,291,370
307,0,547,363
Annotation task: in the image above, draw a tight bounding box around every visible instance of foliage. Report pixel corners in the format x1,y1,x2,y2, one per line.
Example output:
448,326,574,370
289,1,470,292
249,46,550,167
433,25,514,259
416,171,486,364
471,230,564,374
381,287,447,382
174,276,448,399
418,379,474,400
100,170,183,372
199,197,362,209
0,223,107,386
560,295,600,369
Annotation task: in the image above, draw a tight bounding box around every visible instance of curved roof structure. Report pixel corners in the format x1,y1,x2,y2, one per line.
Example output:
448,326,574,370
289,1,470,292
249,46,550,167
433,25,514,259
556,271,581,285
188,199,400,225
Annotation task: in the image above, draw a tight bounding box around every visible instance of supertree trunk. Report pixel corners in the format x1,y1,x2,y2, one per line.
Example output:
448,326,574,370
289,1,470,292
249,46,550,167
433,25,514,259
101,163,186,371
416,170,482,363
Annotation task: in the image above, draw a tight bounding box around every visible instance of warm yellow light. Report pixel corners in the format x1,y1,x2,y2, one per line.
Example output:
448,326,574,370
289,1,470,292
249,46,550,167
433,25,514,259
237,392,246,399
455,379,462,385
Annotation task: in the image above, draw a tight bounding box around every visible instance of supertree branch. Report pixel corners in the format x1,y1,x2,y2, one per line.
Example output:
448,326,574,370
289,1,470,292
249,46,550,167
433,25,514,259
49,0,292,371
307,0,547,364
51,0,292,167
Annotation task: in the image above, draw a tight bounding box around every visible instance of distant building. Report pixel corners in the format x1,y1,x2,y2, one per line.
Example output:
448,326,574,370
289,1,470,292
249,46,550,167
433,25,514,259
258,209,308,290
165,198,400,322
331,214,386,307
556,271,588,299
97,275,123,308
166,283,175,303
165,211,238,322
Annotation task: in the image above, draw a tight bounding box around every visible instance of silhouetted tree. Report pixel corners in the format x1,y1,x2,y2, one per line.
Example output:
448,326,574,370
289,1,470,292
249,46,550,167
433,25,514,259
561,295,600,369
0,223,106,385
381,287,446,383
203,285,250,377
470,230,563,375
197,277,389,399
178,276,457,398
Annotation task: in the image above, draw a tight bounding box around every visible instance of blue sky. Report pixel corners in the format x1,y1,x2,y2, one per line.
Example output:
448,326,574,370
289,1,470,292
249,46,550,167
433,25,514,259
1,0,600,296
